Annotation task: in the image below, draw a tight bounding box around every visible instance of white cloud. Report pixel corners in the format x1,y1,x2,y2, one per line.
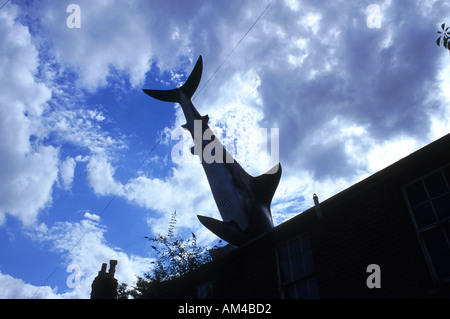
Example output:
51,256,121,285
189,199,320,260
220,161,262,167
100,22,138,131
44,106,123,155
0,5,58,226
3,0,450,298
107,70,286,238
118,158,218,241
22,214,152,299
0,271,61,299
199,71,276,176
0,145,60,226
35,1,179,91
86,154,123,196
83,212,100,221
6,0,448,229
0,4,126,226
65,0,450,237
428,57,450,141
59,157,76,190
365,136,419,173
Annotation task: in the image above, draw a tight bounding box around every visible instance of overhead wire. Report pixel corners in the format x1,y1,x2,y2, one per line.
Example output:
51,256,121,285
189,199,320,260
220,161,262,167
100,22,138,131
0,0,10,11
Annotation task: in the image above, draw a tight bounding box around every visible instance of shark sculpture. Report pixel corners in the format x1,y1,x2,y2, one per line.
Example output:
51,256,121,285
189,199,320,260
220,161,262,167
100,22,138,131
143,56,281,246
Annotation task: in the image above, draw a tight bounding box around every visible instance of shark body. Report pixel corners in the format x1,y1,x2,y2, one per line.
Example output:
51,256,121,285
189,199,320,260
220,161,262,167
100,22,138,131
143,56,281,246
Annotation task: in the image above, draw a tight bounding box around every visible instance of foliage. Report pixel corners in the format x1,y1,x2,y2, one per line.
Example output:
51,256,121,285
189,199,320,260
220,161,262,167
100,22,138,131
117,211,223,299
117,282,130,299
436,23,450,53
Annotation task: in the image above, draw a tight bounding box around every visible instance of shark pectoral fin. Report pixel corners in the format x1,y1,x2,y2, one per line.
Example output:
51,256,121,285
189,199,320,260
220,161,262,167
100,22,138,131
197,215,251,246
250,163,282,207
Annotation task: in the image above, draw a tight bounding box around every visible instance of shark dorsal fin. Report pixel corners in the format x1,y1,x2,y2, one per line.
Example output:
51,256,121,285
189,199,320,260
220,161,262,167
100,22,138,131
250,163,282,207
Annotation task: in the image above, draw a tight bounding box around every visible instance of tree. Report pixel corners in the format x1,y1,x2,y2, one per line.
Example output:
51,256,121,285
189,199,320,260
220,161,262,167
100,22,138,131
118,211,223,298
117,282,130,299
436,23,450,53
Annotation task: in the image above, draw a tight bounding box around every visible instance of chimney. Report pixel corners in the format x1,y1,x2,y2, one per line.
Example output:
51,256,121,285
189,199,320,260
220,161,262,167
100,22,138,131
90,260,118,299
313,194,326,222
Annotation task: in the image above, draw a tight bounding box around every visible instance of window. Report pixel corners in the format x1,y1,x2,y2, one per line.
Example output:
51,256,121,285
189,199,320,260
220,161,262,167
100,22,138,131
277,235,319,299
403,165,450,283
196,281,213,299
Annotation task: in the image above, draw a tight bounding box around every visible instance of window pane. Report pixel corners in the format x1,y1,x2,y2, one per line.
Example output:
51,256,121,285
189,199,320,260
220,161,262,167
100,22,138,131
432,194,450,220
444,224,450,242
295,280,309,299
280,262,291,283
405,181,428,206
278,244,289,263
412,202,436,228
431,249,450,279
423,228,447,253
304,250,315,275
308,277,319,299
442,166,450,186
197,281,213,299
289,239,302,258
301,235,312,252
424,172,448,198
278,236,316,296
284,284,296,299
291,256,305,281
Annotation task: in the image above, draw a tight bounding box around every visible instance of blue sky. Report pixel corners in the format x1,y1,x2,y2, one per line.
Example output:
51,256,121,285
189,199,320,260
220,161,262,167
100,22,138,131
1,0,450,298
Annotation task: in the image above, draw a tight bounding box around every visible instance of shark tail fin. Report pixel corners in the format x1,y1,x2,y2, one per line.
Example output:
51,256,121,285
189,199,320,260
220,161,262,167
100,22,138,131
142,87,181,103
250,163,282,208
143,55,203,103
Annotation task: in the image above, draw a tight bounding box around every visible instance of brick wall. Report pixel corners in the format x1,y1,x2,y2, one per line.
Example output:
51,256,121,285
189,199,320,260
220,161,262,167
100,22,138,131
308,133,450,298
311,180,431,298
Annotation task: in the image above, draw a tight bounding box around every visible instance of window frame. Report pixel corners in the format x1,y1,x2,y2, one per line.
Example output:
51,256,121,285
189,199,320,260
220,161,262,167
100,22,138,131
196,280,213,299
402,164,450,285
275,234,319,299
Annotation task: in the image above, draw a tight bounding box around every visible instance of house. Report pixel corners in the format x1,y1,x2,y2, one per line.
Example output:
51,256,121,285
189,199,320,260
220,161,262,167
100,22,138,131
150,133,450,299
